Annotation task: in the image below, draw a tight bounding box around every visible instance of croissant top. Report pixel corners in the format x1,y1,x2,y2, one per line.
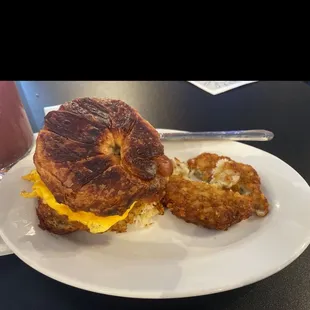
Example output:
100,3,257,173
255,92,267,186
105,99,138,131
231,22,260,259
34,98,172,217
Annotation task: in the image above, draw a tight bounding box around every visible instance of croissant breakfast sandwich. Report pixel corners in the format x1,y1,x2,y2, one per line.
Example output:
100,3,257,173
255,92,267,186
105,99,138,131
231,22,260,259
21,98,173,234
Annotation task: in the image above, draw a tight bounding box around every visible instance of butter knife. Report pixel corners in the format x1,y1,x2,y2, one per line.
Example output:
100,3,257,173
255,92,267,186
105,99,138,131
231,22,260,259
159,130,274,142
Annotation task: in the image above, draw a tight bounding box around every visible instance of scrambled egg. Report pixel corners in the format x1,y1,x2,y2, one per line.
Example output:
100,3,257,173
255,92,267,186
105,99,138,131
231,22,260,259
21,170,136,234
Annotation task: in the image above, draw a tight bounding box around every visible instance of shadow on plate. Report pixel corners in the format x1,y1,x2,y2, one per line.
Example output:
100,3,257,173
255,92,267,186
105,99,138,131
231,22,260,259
156,211,269,252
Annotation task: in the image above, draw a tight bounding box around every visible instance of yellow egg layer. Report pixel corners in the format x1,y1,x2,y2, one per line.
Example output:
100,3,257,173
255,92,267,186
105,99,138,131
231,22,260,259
21,170,136,234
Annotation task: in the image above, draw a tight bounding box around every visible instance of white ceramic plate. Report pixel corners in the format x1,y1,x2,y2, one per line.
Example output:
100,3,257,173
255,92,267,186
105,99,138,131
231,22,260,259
0,129,310,298
0,195,12,256
1,172,16,256
0,240,12,256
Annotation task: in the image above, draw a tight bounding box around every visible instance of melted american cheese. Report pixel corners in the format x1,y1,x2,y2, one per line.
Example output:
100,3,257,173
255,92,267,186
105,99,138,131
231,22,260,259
21,170,135,234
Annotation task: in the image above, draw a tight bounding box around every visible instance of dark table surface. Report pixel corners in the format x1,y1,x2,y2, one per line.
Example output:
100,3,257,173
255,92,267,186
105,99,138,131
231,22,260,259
2,80,310,309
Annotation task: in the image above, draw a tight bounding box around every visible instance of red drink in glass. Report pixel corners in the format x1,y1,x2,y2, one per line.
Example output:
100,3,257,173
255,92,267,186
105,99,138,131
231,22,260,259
0,81,33,170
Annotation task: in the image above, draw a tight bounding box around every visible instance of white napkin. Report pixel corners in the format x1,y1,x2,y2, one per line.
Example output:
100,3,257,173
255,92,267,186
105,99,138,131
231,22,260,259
188,81,257,95
44,105,61,116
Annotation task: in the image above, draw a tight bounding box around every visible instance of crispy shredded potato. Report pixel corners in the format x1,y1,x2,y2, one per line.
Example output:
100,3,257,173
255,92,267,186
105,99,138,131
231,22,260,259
163,153,269,231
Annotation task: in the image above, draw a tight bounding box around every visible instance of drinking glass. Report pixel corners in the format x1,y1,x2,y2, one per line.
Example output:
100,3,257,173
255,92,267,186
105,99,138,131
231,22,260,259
0,81,34,179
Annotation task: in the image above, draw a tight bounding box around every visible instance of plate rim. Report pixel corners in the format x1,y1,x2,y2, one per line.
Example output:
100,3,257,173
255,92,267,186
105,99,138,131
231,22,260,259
0,128,310,299
0,244,13,257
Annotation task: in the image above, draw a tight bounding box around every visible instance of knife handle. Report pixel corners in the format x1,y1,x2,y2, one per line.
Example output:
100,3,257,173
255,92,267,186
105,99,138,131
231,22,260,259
159,130,274,142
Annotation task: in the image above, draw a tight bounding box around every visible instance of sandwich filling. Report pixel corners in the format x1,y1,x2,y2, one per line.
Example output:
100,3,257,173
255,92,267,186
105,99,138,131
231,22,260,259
21,170,140,234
